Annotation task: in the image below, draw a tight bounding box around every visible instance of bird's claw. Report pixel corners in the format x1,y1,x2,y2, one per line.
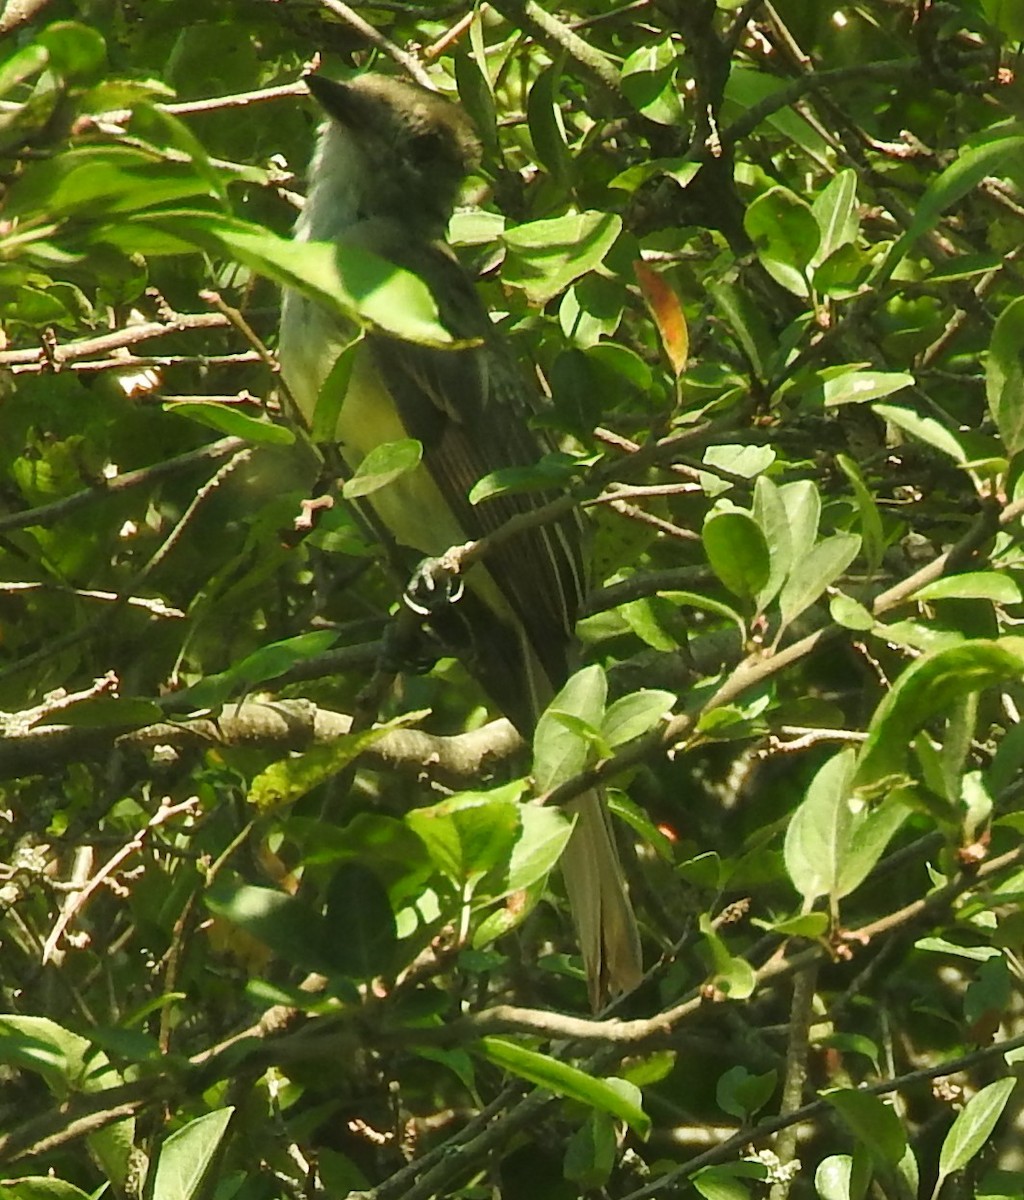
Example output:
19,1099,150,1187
403,554,465,616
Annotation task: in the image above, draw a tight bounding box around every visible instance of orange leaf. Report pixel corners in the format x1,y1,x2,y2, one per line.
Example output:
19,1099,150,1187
634,260,688,377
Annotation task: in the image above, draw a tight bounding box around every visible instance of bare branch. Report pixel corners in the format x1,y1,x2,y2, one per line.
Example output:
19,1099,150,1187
0,436,245,535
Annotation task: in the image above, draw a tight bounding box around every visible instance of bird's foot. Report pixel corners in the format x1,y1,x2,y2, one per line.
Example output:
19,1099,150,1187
402,552,466,617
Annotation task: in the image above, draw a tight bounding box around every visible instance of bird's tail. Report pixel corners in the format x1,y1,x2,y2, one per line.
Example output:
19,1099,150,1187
560,789,643,1009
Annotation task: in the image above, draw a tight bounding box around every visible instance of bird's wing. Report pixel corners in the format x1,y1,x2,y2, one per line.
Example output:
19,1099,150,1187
363,234,588,725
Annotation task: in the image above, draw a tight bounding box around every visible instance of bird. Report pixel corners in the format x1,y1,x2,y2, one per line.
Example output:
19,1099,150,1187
278,71,642,1006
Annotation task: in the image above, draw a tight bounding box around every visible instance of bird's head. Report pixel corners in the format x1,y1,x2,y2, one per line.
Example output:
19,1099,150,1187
305,73,481,239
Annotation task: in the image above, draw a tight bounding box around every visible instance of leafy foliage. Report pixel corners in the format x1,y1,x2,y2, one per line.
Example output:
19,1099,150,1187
2,2,1024,1199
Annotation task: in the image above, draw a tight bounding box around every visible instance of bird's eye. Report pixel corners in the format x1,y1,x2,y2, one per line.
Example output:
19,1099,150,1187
407,130,446,165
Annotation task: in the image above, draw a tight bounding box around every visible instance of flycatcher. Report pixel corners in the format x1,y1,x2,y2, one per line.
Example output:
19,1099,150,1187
278,72,642,1005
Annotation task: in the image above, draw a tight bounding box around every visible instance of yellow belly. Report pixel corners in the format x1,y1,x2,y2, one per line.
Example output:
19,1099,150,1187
336,349,466,559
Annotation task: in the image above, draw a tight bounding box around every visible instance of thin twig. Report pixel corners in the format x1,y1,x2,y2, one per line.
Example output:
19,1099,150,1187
130,448,252,586
0,582,185,618
41,798,199,964
769,965,817,1200
0,312,232,368
316,0,434,88
0,436,245,535
486,0,621,94
7,351,262,377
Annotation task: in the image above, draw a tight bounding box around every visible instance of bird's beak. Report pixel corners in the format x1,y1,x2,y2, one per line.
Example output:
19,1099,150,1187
304,74,361,126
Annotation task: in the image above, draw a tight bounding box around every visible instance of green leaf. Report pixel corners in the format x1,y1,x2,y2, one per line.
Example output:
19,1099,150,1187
563,1111,617,1190
835,791,912,900
468,453,578,504
926,253,1003,282
533,664,608,792
938,1077,1016,1182
6,148,218,220
877,133,1024,283
814,1153,871,1200
503,211,622,304
476,1038,650,1136
821,370,914,407
779,478,822,562
708,280,773,377
784,747,857,906
121,212,454,345
609,790,677,861
454,50,498,156
297,813,432,907
812,243,873,296
617,595,681,651
164,401,294,446
318,1149,371,1198
406,791,520,890
778,532,861,630
660,590,748,639
0,1181,94,1200
527,65,570,181
873,402,968,464
32,695,163,730
131,100,227,205
785,751,909,907
983,0,1024,38
703,509,770,602
506,805,574,894
678,851,723,889
586,341,654,391
323,863,397,978
0,1016,89,1092
816,1033,881,1071
855,639,1024,789
311,336,361,443
752,475,793,608
621,40,685,125
830,593,875,631
752,912,830,938
964,955,1012,1027
836,454,885,573
600,689,674,748
978,1170,1024,1200
812,169,859,264
183,630,339,708
0,43,49,96
0,1017,132,1187
691,1167,749,1200
149,1108,234,1200
716,1065,777,1120
703,443,776,491
986,295,1024,456
37,22,106,81
825,1089,906,1167
248,721,398,812
610,156,698,193
744,186,820,296
205,882,332,975
913,572,1022,604
699,915,756,999
342,438,422,499
915,936,1001,962
618,1049,677,1088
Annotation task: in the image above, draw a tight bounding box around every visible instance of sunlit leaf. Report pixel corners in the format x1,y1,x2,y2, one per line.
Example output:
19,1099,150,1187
703,509,770,602
476,1038,650,1136
150,1108,234,1200
986,295,1024,457
634,260,688,376
825,1089,906,1167
342,438,422,499
938,1077,1016,1183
